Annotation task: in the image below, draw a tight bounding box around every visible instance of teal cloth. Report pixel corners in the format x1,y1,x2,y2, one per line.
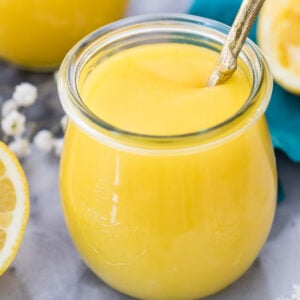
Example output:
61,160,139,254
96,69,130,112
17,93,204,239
189,0,300,163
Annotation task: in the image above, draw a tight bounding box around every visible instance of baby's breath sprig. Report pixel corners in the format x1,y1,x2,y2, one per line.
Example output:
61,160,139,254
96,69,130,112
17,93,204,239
0,82,66,158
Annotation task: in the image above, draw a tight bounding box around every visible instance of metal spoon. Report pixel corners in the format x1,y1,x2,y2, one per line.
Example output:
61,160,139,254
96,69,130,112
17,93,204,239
207,0,265,87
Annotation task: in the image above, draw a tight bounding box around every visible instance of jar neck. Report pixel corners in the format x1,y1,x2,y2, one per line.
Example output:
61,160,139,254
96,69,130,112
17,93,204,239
57,13,272,154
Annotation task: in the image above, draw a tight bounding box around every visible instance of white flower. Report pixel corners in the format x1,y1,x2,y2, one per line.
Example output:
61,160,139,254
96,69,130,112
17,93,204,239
1,110,26,136
53,70,58,83
8,138,30,158
13,82,38,107
53,138,64,156
60,115,67,131
33,130,54,152
1,99,18,117
276,283,300,300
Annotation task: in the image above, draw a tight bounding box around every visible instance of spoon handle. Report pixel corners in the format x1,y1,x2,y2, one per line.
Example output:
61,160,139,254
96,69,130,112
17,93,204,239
207,0,265,87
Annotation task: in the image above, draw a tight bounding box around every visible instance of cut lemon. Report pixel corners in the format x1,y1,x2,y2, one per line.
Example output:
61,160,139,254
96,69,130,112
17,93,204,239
257,0,300,94
0,141,29,276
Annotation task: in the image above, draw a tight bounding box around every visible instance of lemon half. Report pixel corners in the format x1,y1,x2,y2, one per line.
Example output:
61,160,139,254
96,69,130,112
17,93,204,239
0,141,29,276
257,0,300,94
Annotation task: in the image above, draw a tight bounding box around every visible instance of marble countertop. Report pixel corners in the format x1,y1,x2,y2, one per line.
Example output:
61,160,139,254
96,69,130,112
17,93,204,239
1,1,300,300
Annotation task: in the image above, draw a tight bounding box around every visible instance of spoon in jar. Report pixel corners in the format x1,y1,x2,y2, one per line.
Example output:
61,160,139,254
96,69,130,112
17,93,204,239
207,0,265,87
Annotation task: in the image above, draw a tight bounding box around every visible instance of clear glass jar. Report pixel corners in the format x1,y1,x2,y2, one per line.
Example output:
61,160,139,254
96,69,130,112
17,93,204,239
57,14,277,300
0,0,128,70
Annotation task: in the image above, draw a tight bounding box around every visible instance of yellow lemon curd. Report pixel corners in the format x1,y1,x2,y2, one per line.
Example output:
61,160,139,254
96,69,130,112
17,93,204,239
0,0,128,69
257,0,300,94
60,44,276,299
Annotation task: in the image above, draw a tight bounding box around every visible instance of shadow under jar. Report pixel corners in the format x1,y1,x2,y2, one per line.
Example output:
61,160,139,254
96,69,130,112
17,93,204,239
57,14,277,300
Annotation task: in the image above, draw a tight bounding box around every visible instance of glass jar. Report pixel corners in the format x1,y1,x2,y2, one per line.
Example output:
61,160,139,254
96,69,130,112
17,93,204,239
0,0,128,70
57,14,277,300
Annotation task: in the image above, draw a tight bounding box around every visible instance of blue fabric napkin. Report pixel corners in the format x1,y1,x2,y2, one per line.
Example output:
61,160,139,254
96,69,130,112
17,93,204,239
189,0,300,163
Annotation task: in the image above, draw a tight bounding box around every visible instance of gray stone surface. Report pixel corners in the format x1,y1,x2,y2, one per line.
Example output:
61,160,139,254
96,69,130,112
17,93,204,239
0,1,299,300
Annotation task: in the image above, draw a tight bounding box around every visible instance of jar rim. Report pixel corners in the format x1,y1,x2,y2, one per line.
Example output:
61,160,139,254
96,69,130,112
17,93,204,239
57,13,273,153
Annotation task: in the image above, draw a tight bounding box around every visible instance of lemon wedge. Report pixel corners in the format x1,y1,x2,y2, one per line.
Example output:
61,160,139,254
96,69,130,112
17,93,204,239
0,141,29,276
257,0,300,94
